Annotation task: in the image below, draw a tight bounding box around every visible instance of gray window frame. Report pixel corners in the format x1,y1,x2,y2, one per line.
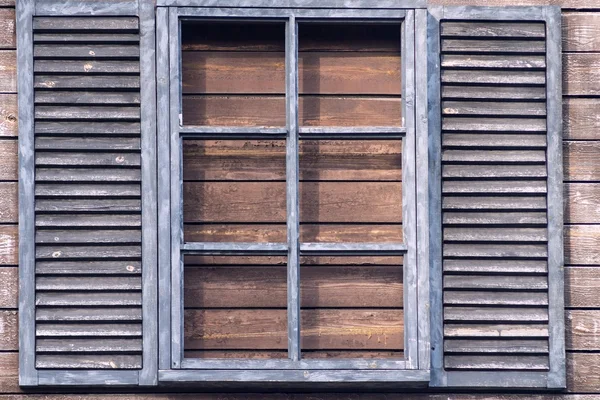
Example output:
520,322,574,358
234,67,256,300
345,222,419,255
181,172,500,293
156,3,432,385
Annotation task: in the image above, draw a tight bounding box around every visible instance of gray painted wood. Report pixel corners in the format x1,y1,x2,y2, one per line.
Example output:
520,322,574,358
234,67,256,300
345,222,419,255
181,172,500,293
176,7,406,19
180,358,408,370
37,370,139,386
158,0,426,7
17,0,37,386
35,0,138,16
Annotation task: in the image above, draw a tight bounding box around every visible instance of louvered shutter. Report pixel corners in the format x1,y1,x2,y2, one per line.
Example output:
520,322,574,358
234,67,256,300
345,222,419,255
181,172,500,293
427,6,565,389
17,0,157,386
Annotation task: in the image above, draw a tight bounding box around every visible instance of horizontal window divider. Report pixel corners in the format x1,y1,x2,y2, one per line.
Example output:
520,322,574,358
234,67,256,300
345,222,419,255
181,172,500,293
299,126,406,140
180,358,408,370
299,242,407,256
176,7,407,20
179,126,288,138
181,242,288,255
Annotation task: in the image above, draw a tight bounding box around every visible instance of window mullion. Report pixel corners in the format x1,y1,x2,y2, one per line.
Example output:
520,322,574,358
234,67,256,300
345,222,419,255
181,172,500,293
285,15,301,363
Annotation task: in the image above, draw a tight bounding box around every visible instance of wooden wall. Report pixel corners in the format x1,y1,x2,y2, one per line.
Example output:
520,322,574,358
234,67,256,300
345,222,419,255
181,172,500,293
1,0,600,397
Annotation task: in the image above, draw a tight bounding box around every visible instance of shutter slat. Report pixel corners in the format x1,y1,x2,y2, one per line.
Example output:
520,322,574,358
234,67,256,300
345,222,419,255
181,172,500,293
442,181,547,194
36,292,142,307
36,338,143,352
36,355,142,370
442,85,546,100
35,199,141,213
441,54,545,69
445,355,549,370
444,339,549,354
36,261,142,275
444,324,549,338
442,39,546,53
36,229,141,244
440,22,546,38
443,212,547,225
36,307,142,321
444,307,548,322
444,291,548,306
441,70,545,85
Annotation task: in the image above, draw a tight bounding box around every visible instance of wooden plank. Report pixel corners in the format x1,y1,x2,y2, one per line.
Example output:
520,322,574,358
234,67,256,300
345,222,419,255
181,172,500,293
36,323,142,337
564,53,600,96
0,352,18,393
0,9,14,49
36,307,141,322
183,182,402,223
442,117,547,132
0,267,16,308
36,338,142,353
442,196,547,210
0,225,16,265
35,106,140,120
34,60,139,74
442,39,546,53
183,266,402,308
568,353,600,393
36,276,141,291
182,95,402,127
443,164,547,178
565,141,600,181
443,134,546,148
441,54,545,68
34,33,140,44
445,339,549,353
429,0,600,8
564,98,600,140
33,17,139,32
35,152,141,167
0,311,16,350
185,224,403,244
443,243,548,258
444,324,549,338
441,70,546,85
0,183,16,223
565,225,600,265
444,275,548,290
442,149,546,163
442,101,546,117
36,261,141,275
34,75,140,90
35,138,140,151
441,21,545,37
36,292,141,307
0,51,16,92
445,355,549,370
444,307,548,322
36,168,141,182
442,85,546,100
184,309,403,350
444,291,548,306
36,229,141,244
35,90,140,104
566,267,600,308
0,140,17,180
566,310,600,351
35,245,141,260
444,259,547,274
185,255,403,267
35,121,140,135
183,139,402,181
36,355,142,369
442,180,547,194
444,227,547,242
563,12,600,52
565,183,600,224
35,214,141,227
182,52,401,95
35,199,141,213
443,212,547,225
0,94,17,137
35,184,140,197
34,44,139,59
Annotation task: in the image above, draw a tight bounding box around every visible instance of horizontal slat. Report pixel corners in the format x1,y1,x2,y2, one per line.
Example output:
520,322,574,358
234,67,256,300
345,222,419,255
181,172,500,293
444,211,547,225
34,33,140,44
444,339,549,354
442,180,547,194
442,39,546,53
444,227,547,242
443,117,547,132
443,164,547,178
35,245,141,260
442,149,546,163
36,307,141,322
35,138,140,151
35,106,140,120
442,85,546,100
36,354,142,370
35,199,141,213
443,196,547,210
443,244,548,258
36,276,141,291
34,75,140,90
444,291,548,306
36,229,140,244
36,261,141,275
33,17,139,32
444,259,547,274
443,101,546,117
36,214,141,227
442,134,546,148
182,95,402,127
441,22,545,38
565,141,600,182
34,45,139,59
35,152,141,167
36,168,141,182
36,292,141,306
444,275,548,290
445,355,549,370
441,54,546,68
34,60,139,74
36,91,140,105
35,121,140,135
35,184,140,197
444,307,548,322
36,323,141,337
444,324,549,338
442,70,546,85
36,338,142,353
184,266,402,308
184,309,403,350
182,51,401,95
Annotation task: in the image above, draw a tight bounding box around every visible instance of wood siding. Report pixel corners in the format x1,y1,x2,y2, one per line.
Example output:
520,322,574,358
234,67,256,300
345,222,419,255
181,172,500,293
3,0,600,397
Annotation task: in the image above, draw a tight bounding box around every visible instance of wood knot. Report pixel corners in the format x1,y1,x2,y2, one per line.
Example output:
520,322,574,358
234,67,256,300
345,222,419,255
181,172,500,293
126,265,136,272
115,156,125,163
51,251,62,258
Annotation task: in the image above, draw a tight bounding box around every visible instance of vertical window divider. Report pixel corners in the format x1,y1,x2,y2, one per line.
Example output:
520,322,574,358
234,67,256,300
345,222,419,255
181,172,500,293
285,15,301,363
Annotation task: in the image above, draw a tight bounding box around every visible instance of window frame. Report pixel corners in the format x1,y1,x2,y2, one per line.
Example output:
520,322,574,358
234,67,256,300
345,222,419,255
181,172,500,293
156,4,432,385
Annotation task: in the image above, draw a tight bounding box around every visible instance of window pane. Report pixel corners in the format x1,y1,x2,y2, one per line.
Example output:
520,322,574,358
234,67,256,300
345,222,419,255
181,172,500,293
299,139,403,243
181,21,285,127
300,256,404,359
183,139,286,242
184,255,288,360
298,23,402,127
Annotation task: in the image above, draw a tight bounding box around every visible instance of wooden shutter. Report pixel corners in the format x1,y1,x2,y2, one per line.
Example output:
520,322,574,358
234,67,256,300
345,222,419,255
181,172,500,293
17,0,157,386
427,6,565,389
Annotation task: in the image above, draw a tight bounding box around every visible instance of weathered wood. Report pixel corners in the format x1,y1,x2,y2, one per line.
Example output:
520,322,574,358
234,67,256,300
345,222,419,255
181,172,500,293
444,275,548,290
564,53,600,96
36,338,142,353
442,85,546,100
442,39,546,53
35,199,141,213
565,141,600,181
564,98,600,140
35,121,140,135
34,60,140,74
35,214,141,227
445,355,549,370
444,291,548,306
0,267,16,308
33,17,139,32
562,12,600,52
36,307,141,322
0,311,17,350
34,75,140,90
35,91,139,105
36,292,141,307
183,182,402,223
183,266,402,308
444,227,547,242
182,52,401,95
36,260,141,275
441,54,546,68
0,51,16,92
36,276,141,291
35,106,140,120
183,139,402,181
443,212,547,225
35,152,141,167
442,70,546,85
443,243,548,258
36,354,142,370
0,140,17,180
566,267,600,308
0,94,17,137
35,245,141,260
429,0,600,8
0,183,16,222
442,101,546,117
442,149,546,163
36,323,142,337
442,117,547,132
442,180,547,194
441,21,545,38
34,33,140,44
566,310,600,351
443,164,547,178
182,95,402,127
35,168,141,182
36,229,141,244
444,307,548,322
0,225,17,265
35,184,140,197
444,324,549,338
442,196,547,210
445,339,549,353
565,225,600,265
35,137,140,151
34,44,139,59
444,259,547,274
184,309,403,350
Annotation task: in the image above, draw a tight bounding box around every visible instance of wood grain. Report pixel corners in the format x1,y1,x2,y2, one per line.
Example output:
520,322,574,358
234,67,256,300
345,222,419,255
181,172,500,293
565,225,600,265
564,53,600,96
567,310,600,351
0,183,16,223
0,51,15,93
0,9,14,50
564,98,600,140
564,141,600,182
0,225,16,265
0,140,16,180
566,267,600,308
0,267,16,308
429,0,600,8
0,311,17,350
563,12,600,52
565,183,600,224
